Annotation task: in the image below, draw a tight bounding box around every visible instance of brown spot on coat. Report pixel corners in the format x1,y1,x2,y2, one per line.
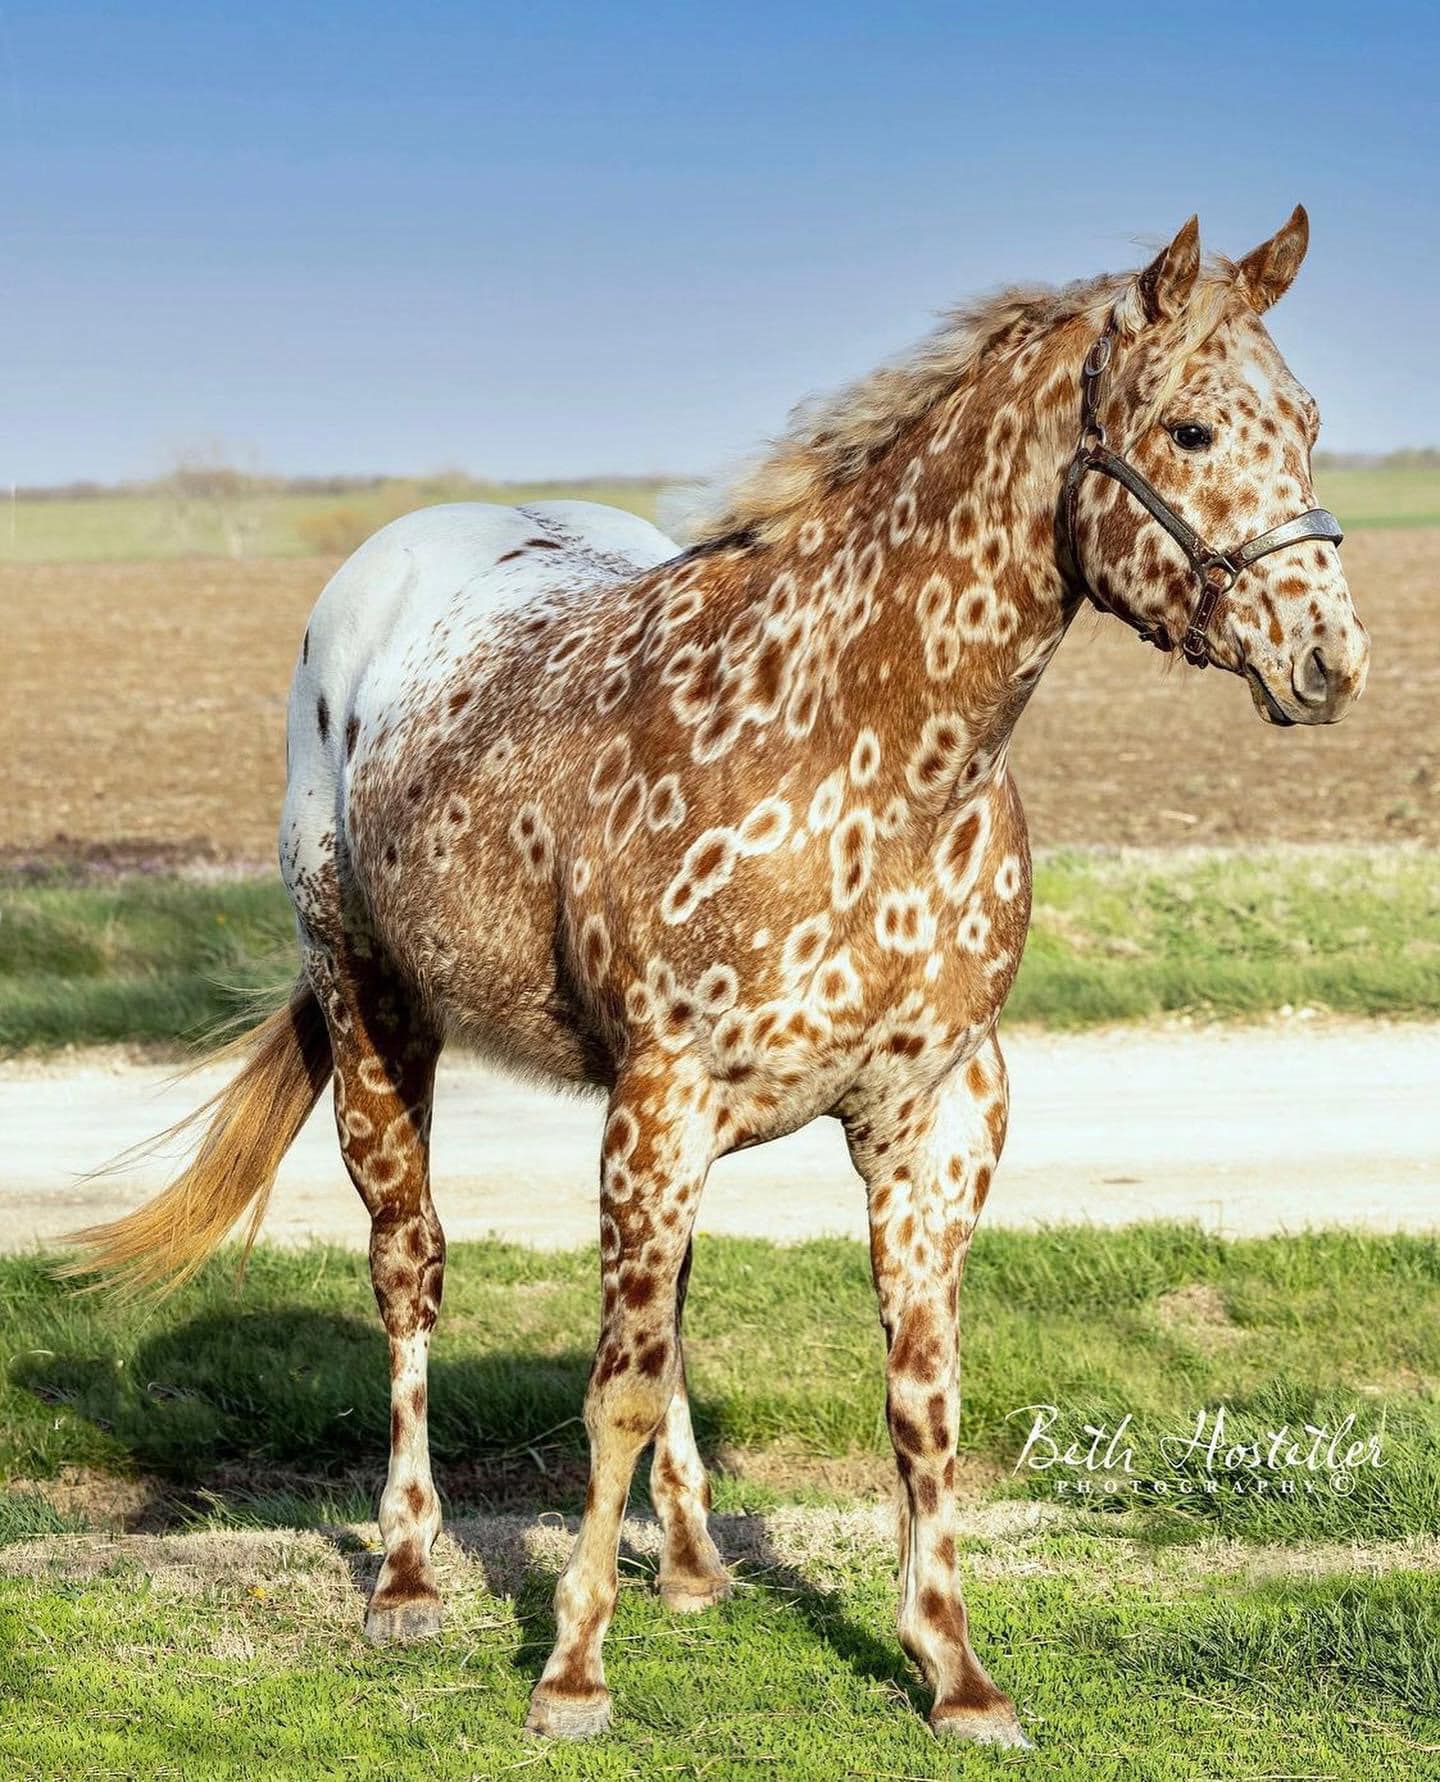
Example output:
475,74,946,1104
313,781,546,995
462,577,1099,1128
692,837,727,878
621,1270,658,1310
376,1549,426,1603
891,1305,941,1380
594,1343,631,1388
920,1585,967,1644
890,1409,926,1455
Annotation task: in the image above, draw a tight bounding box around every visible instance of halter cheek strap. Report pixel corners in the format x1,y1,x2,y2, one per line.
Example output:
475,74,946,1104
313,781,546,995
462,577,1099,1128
1058,318,1344,667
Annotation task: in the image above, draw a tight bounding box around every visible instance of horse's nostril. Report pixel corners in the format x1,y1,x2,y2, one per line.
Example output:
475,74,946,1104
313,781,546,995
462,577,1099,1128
1294,644,1331,705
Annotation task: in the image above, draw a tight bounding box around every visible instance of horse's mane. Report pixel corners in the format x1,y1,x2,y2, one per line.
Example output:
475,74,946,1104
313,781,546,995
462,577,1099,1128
681,258,1239,547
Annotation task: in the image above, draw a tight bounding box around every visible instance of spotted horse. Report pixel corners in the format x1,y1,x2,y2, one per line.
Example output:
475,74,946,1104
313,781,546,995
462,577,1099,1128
69,210,1369,1747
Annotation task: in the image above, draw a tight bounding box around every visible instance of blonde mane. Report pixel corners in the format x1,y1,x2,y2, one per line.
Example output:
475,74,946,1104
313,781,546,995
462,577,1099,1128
682,259,1239,547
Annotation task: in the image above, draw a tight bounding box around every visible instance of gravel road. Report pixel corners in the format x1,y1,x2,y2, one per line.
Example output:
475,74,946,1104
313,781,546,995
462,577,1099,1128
3,1023,1435,1250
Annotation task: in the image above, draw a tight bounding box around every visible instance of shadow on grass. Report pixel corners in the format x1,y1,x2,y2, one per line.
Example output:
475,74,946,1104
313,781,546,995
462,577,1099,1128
446,1517,921,1710
9,1301,921,1707
11,1303,593,1506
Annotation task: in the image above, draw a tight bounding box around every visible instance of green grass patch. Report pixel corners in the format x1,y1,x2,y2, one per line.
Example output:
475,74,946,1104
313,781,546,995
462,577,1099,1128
3,848,1437,1052
4,1228,1437,1544
1,460,1435,565
1,1529,1437,1777
3,1227,1438,1775
1315,458,1440,529
0,475,667,564
0,872,295,1051
1008,846,1440,1028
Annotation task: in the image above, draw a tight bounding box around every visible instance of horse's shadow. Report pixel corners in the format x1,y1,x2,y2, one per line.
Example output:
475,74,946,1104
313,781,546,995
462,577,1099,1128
446,1515,918,1707
11,1302,919,1707
476,1516,918,1704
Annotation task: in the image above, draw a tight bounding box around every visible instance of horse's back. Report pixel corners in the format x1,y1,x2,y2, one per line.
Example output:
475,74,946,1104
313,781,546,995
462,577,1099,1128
280,499,678,937
297,500,674,696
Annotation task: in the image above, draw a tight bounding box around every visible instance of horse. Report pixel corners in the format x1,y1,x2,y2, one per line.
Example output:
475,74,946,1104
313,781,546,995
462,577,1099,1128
68,209,1369,1747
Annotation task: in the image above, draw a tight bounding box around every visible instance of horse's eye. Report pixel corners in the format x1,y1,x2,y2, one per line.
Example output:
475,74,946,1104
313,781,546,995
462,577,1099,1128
1169,421,1214,452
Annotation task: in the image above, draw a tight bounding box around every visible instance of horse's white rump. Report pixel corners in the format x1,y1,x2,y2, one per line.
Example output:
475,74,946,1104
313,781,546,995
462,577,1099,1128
281,500,677,903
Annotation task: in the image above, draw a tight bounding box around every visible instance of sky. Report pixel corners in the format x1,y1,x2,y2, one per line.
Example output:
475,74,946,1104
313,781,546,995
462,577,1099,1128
3,1,1437,486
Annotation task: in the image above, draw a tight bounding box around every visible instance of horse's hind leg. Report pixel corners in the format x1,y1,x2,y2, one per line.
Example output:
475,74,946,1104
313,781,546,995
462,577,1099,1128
307,941,446,1643
526,1060,716,1738
649,1241,730,1612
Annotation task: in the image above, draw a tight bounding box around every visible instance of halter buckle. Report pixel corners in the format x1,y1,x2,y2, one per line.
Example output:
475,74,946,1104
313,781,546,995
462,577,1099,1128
1198,554,1239,595
1181,558,1239,667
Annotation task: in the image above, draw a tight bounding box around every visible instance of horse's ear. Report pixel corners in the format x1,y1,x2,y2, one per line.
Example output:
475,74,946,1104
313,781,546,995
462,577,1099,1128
1237,204,1309,313
1136,215,1201,325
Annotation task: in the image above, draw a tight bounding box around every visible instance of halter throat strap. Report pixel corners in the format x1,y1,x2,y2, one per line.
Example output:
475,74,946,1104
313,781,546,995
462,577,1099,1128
1058,315,1343,667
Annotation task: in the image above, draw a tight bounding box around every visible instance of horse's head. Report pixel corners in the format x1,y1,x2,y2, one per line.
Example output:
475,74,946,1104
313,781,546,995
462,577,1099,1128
1070,209,1369,725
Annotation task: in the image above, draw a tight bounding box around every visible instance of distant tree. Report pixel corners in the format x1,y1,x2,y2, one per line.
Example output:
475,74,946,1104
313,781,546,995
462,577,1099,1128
161,445,276,558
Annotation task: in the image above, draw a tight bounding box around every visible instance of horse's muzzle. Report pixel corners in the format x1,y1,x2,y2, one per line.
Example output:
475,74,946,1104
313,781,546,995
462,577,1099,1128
1246,628,1370,727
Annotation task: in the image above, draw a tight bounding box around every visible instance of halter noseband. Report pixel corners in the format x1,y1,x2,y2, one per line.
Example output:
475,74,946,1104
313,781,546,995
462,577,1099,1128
1058,315,1344,667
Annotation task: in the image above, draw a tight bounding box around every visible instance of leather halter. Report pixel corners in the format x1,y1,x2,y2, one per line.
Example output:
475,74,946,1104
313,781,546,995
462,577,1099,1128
1058,316,1344,666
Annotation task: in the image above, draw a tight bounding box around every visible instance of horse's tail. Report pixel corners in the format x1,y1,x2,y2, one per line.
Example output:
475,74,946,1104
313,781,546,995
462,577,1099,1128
60,981,334,1297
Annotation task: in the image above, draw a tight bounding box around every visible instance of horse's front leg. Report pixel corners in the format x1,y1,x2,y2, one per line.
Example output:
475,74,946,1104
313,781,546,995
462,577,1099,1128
526,1063,716,1739
843,1033,1028,1747
649,1240,730,1612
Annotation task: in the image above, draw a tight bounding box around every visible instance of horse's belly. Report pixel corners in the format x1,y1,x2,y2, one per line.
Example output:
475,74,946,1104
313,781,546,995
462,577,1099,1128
347,787,607,1085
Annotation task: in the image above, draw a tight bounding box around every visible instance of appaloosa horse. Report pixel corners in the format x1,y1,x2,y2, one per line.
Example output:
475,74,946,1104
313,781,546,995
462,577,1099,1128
72,210,1369,1746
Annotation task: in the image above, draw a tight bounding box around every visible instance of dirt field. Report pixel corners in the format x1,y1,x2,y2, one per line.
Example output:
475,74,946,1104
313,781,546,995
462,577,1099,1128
3,528,1437,861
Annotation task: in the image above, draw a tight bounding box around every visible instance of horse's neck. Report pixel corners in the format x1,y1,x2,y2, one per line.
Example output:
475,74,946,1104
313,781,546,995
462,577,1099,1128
744,328,1082,793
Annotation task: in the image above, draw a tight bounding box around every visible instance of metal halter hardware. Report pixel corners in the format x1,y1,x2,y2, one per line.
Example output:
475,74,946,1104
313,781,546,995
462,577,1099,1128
1059,316,1344,667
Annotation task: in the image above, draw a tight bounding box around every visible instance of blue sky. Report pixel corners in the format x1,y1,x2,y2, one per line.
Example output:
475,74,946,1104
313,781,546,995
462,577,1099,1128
4,1,1436,484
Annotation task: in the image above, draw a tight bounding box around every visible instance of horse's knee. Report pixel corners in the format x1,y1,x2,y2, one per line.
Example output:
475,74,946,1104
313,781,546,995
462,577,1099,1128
586,1330,677,1447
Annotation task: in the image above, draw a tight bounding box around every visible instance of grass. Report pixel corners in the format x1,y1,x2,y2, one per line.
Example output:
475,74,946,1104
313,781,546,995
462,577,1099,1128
2,848,1437,1053
0,475,667,564
0,460,1435,564
2,1227,1439,1776
1313,460,1440,529
3,1227,1437,1540
3,1539,1438,1778
1012,846,1440,1028
0,872,293,1051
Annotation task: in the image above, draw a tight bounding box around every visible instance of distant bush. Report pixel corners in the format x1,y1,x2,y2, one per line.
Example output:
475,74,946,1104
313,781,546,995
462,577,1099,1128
292,481,436,555
293,504,385,555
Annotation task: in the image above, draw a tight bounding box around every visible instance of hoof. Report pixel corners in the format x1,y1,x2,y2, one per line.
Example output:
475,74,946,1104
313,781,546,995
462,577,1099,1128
931,1701,1032,1748
364,1593,443,1645
658,1572,733,1614
525,1687,613,1740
